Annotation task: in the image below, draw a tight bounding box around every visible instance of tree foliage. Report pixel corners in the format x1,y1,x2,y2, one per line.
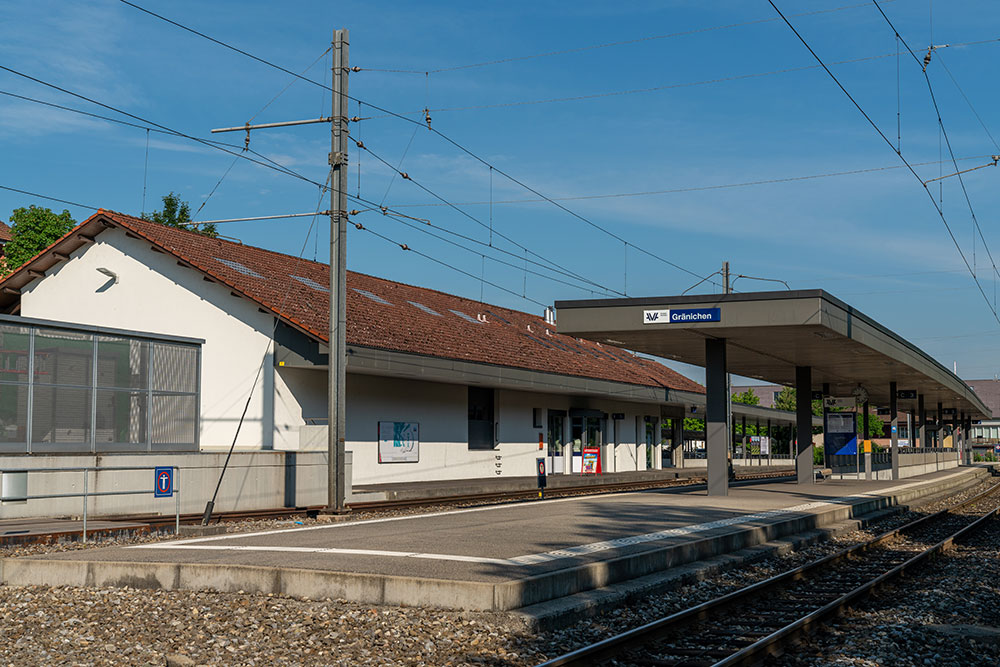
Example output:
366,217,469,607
3,205,77,273
731,387,760,406
144,192,217,237
857,411,885,438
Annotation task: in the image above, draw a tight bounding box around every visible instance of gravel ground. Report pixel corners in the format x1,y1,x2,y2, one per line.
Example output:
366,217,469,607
0,479,996,666
776,518,1000,667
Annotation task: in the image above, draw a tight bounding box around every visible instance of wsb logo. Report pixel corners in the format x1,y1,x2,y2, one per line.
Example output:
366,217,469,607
645,311,661,322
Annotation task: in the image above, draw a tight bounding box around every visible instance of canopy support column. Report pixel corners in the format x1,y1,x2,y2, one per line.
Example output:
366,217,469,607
705,338,729,496
890,381,899,480
796,365,813,484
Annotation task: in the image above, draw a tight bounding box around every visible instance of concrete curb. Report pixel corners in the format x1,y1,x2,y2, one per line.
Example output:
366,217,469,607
1,467,989,612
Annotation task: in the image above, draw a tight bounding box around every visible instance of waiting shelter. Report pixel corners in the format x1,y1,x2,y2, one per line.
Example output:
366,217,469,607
554,290,991,495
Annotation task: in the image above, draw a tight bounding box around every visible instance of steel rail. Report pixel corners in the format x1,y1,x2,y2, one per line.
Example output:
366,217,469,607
715,490,1000,666
535,480,1000,667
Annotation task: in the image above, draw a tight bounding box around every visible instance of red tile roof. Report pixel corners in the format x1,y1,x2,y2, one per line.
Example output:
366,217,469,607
3,210,705,394
0,221,12,243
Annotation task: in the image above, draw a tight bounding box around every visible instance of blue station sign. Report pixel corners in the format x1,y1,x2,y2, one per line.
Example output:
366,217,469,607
643,307,721,324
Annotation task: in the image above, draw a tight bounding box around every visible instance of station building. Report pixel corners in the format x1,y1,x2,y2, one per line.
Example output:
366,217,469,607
0,210,811,508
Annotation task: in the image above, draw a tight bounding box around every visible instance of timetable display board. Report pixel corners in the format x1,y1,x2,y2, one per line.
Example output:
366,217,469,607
378,421,419,463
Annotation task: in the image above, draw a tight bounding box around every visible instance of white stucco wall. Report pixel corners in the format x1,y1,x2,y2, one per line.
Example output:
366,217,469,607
18,228,277,450
284,371,670,485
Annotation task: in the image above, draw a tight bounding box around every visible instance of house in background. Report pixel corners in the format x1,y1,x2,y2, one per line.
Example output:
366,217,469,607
0,221,11,257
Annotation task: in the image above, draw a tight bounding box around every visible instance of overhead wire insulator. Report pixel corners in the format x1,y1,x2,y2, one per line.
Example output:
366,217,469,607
400,172,410,180
399,243,409,251
424,107,432,129
923,46,933,72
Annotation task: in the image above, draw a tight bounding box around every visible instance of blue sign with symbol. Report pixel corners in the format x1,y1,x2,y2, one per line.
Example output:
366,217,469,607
154,467,173,498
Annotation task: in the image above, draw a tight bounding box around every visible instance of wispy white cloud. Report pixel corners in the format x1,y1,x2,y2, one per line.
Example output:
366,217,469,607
0,0,137,128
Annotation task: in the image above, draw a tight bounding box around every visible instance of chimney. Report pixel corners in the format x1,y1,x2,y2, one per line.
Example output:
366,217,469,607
543,306,556,325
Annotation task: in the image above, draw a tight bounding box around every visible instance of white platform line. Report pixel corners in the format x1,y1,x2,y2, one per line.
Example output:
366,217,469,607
126,487,653,547
128,471,965,566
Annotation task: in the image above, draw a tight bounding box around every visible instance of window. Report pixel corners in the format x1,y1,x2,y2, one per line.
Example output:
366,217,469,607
468,386,495,450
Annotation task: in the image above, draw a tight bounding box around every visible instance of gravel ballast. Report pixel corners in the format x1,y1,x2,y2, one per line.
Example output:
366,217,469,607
1,479,996,666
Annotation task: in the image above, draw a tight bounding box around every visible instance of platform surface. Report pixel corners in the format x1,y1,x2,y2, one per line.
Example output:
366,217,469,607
14,468,975,584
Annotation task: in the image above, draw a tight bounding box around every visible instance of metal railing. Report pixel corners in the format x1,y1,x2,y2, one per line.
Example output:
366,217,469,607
0,465,180,542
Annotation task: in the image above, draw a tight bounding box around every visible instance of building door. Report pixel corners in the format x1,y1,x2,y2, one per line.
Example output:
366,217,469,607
571,417,584,473
661,421,673,468
642,417,656,470
571,416,603,473
547,412,565,474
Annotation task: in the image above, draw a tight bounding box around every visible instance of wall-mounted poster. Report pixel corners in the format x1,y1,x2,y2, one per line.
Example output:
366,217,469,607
378,421,419,463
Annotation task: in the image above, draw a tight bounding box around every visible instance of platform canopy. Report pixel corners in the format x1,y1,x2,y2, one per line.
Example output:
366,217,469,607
554,290,990,420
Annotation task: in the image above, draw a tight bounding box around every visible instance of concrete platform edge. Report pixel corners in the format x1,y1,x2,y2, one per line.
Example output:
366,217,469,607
1,467,989,612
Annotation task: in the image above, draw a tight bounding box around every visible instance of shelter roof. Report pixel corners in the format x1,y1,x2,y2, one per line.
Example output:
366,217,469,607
555,291,989,419
0,210,704,395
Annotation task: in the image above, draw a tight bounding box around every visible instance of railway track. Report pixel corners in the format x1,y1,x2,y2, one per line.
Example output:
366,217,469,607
536,480,1000,667
116,469,795,529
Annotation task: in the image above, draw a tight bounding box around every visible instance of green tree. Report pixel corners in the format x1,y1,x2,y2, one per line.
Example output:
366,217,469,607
144,192,217,237
683,417,705,433
857,411,885,438
773,387,823,434
3,205,77,273
732,387,760,406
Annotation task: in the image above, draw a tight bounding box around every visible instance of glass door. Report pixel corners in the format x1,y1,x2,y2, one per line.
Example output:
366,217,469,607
570,417,584,473
643,417,656,470
547,413,565,474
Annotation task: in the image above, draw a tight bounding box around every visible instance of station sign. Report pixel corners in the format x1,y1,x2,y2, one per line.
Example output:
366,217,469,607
876,407,891,415
896,390,917,399
941,408,957,415
642,308,721,325
153,467,173,498
824,396,856,409
811,391,824,400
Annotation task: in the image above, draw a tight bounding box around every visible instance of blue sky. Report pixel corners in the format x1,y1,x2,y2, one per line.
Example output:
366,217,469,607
2,1,1000,381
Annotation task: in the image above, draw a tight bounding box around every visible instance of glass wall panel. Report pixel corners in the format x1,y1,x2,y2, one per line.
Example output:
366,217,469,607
0,325,30,384
97,336,148,390
0,383,28,445
31,385,91,444
95,389,147,445
150,343,197,393
151,394,197,445
34,328,92,386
